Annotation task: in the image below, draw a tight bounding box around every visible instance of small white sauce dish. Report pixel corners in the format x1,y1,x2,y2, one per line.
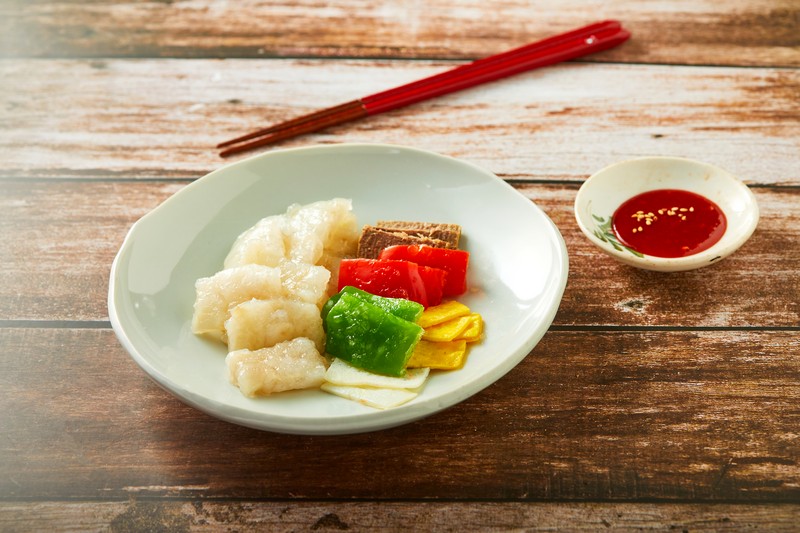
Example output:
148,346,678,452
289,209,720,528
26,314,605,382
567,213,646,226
574,156,759,272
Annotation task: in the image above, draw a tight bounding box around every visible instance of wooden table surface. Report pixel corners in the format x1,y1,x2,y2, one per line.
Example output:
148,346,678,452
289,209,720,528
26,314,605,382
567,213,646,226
2,1,799,530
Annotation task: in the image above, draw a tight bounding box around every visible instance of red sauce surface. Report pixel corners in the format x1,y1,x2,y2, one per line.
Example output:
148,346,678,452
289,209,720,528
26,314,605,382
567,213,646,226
612,189,727,258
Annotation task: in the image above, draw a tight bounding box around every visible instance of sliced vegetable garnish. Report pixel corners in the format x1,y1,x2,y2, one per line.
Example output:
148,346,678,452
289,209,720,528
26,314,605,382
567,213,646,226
324,291,423,376
321,285,423,327
337,258,446,307
379,244,469,296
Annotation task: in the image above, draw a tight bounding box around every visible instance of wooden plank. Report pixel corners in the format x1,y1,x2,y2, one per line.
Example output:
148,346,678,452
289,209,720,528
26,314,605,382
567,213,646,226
1,501,799,531
1,180,797,327
2,1,798,67
0,180,186,322
2,59,798,183
0,327,797,501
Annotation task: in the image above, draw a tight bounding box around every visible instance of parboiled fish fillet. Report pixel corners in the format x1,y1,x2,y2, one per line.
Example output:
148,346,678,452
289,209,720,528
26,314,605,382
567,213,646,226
192,260,332,343
223,198,358,270
191,264,283,342
226,337,328,396
223,215,285,269
225,298,324,353
277,260,331,308
283,198,359,264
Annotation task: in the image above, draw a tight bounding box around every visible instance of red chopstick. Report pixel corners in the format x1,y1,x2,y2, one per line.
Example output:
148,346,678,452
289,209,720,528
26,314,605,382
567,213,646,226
218,20,630,157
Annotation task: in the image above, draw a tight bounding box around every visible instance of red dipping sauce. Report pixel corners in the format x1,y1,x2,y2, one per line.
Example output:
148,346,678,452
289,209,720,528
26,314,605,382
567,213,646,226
612,189,727,258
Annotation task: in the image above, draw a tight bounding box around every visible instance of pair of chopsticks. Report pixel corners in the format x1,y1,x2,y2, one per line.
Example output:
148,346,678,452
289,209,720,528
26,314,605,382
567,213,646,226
217,20,630,157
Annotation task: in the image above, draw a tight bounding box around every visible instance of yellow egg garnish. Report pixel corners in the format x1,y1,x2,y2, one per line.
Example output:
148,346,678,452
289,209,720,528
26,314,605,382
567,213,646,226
406,339,468,370
417,300,471,328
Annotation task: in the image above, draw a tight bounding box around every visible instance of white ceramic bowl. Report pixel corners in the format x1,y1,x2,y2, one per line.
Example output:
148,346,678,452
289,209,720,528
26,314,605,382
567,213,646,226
109,143,568,435
574,157,759,272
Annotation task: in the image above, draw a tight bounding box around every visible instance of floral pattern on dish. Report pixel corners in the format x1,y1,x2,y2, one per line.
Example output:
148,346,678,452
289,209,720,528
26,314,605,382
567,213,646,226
590,214,644,258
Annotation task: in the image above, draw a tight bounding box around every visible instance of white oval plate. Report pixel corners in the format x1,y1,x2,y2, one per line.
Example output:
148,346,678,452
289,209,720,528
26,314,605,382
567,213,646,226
109,143,568,435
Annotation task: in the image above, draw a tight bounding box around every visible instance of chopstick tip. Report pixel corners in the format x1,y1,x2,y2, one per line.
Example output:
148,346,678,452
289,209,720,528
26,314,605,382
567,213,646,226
216,139,237,149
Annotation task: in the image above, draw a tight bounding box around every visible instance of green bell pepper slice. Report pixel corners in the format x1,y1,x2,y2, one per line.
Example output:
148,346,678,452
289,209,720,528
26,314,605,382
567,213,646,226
324,291,423,377
321,286,424,327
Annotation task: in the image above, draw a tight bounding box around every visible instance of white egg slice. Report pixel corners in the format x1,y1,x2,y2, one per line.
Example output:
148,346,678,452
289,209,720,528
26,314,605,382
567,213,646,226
324,358,430,389
320,383,420,410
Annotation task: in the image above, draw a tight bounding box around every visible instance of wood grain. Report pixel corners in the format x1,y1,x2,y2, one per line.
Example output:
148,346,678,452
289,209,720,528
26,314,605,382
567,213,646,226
2,1,798,67
0,180,797,326
1,59,798,183
0,327,797,501
1,0,798,527
0,180,186,322
1,501,799,531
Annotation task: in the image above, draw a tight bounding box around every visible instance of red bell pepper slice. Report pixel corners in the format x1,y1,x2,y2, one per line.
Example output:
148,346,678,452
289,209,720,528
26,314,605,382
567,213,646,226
337,258,446,307
379,245,469,296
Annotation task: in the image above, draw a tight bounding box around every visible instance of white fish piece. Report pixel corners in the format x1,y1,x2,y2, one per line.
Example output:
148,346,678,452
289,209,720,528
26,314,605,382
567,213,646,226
223,215,286,269
325,358,430,389
226,337,328,396
192,260,331,344
192,264,283,342
223,198,358,270
317,253,344,296
283,198,359,264
277,260,331,308
320,383,420,409
225,299,324,353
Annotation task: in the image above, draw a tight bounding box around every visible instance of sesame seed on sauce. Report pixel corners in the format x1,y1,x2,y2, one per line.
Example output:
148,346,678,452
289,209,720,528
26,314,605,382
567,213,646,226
612,189,727,258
